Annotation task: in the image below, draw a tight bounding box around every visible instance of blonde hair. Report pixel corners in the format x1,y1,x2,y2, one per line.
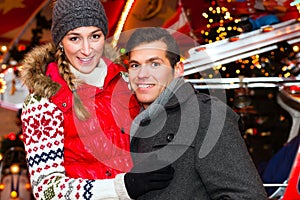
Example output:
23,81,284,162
55,49,90,120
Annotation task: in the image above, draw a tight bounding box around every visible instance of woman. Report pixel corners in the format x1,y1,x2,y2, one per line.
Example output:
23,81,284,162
20,0,174,199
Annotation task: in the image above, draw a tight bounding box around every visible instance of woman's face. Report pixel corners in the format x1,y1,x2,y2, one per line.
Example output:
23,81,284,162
61,26,105,74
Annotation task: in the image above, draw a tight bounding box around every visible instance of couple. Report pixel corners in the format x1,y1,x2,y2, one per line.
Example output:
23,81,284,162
20,0,267,199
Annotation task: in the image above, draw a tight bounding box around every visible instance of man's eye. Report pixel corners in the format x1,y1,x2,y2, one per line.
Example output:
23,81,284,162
151,62,160,67
129,64,139,69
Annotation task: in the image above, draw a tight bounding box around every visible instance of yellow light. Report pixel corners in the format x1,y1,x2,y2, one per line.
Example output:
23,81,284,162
256,65,262,69
234,19,241,23
255,64,262,69
0,153,2,161
237,27,243,32
222,7,228,12
1,45,7,52
10,191,18,198
215,65,222,70
111,0,135,47
0,183,4,191
7,67,13,73
284,72,291,77
10,164,20,174
236,69,240,74
0,78,7,94
293,45,299,52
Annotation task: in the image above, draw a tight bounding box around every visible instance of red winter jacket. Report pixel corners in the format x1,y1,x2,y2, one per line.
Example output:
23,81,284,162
46,59,140,179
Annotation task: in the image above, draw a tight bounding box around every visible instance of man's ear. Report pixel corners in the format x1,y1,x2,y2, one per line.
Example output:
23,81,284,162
174,61,184,78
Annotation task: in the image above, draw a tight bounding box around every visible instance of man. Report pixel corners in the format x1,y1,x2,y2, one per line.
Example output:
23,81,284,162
126,27,268,199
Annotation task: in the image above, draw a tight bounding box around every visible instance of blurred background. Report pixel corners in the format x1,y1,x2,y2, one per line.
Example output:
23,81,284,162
0,0,299,199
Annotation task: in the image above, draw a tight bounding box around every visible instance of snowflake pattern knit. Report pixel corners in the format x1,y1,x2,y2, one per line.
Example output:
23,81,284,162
22,94,128,200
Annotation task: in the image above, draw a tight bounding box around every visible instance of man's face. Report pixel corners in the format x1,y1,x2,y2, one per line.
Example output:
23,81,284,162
128,41,183,109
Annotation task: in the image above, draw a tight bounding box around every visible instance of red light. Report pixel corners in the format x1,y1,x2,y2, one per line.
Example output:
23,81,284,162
289,85,300,93
123,59,129,65
262,26,274,32
195,47,206,52
18,44,26,51
229,36,239,42
8,132,16,141
253,128,258,136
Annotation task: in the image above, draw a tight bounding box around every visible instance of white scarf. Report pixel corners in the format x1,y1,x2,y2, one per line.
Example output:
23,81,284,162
70,58,107,88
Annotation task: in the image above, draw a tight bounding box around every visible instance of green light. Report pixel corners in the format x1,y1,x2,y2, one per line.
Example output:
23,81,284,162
120,48,126,54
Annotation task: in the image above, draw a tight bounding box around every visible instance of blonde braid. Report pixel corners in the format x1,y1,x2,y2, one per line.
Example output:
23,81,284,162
55,49,90,120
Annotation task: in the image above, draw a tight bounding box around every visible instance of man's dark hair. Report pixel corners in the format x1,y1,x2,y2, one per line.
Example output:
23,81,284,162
126,27,181,68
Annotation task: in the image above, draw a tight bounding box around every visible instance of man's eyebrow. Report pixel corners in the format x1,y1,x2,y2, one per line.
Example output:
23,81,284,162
129,56,163,65
128,60,139,65
148,57,163,62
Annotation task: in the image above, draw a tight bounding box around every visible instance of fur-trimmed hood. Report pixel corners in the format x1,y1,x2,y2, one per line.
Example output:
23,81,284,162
21,42,121,98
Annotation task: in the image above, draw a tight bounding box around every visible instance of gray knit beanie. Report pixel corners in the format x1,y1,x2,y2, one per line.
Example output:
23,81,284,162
51,0,108,46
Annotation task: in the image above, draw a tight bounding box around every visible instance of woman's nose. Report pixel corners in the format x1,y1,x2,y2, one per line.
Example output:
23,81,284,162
81,40,92,55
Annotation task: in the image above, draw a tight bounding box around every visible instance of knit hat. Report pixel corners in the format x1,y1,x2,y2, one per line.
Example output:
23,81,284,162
51,0,108,46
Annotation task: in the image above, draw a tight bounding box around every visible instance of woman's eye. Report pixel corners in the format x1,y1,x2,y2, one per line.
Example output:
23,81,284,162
92,34,100,39
69,37,79,41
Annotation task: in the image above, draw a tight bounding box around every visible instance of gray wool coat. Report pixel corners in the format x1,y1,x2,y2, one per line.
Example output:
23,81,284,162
130,82,268,200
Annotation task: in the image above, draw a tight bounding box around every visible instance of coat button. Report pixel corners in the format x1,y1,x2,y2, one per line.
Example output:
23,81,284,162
120,127,125,134
140,117,151,126
105,170,112,177
166,134,174,142
62,102,67,107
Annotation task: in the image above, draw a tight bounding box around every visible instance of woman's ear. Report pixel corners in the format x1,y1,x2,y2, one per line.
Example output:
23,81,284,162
174,61,184,78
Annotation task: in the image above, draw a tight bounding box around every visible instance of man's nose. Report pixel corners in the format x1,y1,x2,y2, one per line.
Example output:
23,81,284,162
137,64,151,78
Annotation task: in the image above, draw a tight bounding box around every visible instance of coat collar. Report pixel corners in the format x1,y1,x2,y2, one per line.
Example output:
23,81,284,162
164,81,197,109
